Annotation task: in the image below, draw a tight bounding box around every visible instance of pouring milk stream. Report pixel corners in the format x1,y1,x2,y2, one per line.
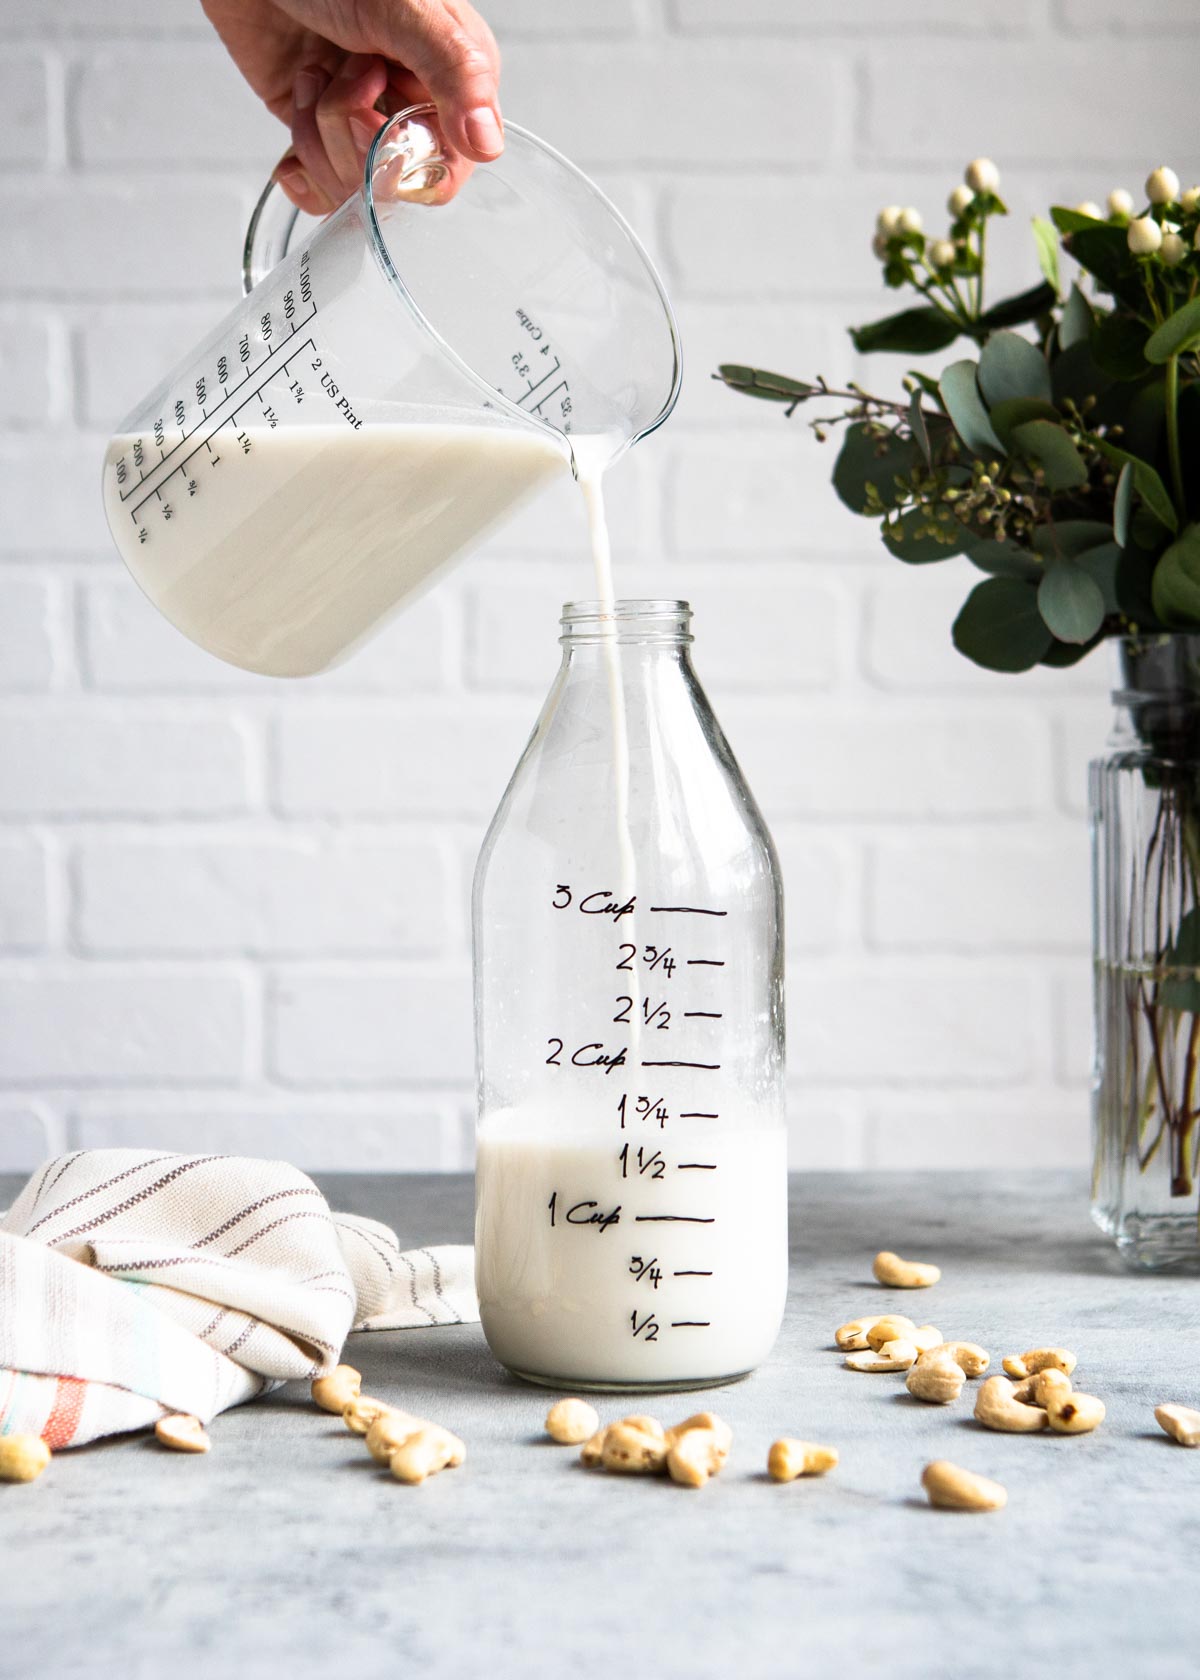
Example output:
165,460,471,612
102,105,786,1390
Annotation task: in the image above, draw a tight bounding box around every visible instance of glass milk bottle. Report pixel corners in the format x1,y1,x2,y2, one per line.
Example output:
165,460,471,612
474,600,786,1391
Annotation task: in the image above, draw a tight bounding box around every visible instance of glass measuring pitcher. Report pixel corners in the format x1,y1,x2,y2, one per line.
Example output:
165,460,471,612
100,106,681,678
473,601,787,1392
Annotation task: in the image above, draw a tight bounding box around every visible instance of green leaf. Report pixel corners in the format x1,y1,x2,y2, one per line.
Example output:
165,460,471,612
987,397,1061,449
1151,523,1200,627
940,360,1003,457
832,422,919,514
1090,312,1152,381
1159,907,1200,1010
850,307,962,356
1039,637,1102,668
882,508,965,563
1092,439,1178,533
1076,541,1122,612
1114,460,1135,547
1051,206,1104,234
908,392,932,467
979,331,1052,406
1145,296,1200,364
978,281,1057,332
715,364,816,402
1032,520,1116,559
1060,283,1094,351
1064,228,1145,312
1050,339,1112,410
1010,420,1089,490
1038,558,1107,642
1032,216,1061,296
965,538,1042,580
952,576,1054,671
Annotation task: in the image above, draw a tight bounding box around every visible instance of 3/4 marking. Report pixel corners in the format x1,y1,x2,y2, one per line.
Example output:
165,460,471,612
687,959,725,966
673,1269,712,1277
680,1112,719,1119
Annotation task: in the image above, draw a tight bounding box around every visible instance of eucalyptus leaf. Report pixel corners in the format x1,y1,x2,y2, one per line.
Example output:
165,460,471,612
908,391,932,467
714,364,816,402
882,508,964,563
979,281,1057,331
1075,542,1122,612
1151,523,1200,627
1114,460,1135,547
1032,216,1061,296
1091,312,1152,381
952,576,1054,671
1093,439,1178,533
940,360,1003,457
832,423,920,514
1059,283,1094,350
1145,296,1200,364
1010,419,1089,490
965,539,1042,580
1032,520,1116,558
979,331,1053,406
987,397,1061,448
1039,636,1103,668
850,307,962,355
1051,339,1112,410
1038,559,1107,642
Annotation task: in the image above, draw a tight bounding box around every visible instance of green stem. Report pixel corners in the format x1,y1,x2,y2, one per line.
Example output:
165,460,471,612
1165,354,1185,516
975,217,987,320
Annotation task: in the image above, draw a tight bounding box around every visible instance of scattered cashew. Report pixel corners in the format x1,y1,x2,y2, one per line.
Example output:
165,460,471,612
906,1348,966,1404
342,1394,394,1436
934,1341,989,1377
1002,1348,1077,1381
0,1435,50,1483
545,1398,601,1446
311,1363,362,1415
910,1325,943,1355
666,1429,725,1488
1012,1368,1073,1408
835,1316,883,1351
1046,1392,1105,1435
974,1376,1048,1434
865,1315,917,1351
601,1421,668,1474
155,1414,211,1453
365,1409,425,1465
622,1414,665,1439
767,1439,839,1481
665,1412,732,1469
874,1251,941,1289
580,1429,607,1468
921,1460,1007,1512
845,1339,918,1372
389,1425,465,1485
1155,1403,1200,1446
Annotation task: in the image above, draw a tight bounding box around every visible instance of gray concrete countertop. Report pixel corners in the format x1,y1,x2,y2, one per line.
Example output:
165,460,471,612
3,1170,1197,1680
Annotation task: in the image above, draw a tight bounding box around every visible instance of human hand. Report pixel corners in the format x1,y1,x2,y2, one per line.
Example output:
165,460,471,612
202,0,502,213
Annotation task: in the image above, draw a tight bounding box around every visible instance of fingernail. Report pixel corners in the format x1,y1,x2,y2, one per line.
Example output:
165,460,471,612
465,106,504,158
349,116,378,157
294,70,321,112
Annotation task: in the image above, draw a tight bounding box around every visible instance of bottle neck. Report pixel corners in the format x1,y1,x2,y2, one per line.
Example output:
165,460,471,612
559,598,693,654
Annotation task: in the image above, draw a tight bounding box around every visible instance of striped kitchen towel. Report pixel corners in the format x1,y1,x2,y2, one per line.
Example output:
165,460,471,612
0,1149,477,1449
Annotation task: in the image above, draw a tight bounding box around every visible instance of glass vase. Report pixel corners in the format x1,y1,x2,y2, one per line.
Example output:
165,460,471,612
1091,632,1200,1269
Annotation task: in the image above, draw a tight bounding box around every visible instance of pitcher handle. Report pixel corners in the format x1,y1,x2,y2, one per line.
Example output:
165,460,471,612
242,178,301,296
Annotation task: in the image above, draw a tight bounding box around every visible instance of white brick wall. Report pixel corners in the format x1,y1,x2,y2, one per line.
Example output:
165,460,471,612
0,0,1185,1175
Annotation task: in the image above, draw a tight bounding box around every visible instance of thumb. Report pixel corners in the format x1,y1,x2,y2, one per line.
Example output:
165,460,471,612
368,2,503,163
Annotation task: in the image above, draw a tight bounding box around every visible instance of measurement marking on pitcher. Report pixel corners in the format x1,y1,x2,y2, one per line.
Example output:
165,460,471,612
649,905,728,917
687,959,725,967
673,1269,712,1277
634,1214,715,1224
680,1112,719,1119
677,1162,717,1171
641,1059,720,1070
670,1321,711,1329
684,1011,723,1019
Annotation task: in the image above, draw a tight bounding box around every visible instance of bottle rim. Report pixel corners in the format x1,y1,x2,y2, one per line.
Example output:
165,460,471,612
560,599,693,644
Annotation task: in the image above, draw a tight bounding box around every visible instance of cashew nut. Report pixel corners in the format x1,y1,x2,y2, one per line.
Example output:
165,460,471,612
933,1341,989,1377
600,1421,668,1474
1002,1348,1077,1381
665,1412,732,1469
1012,1368,1073,1408
311,1363,362,1414
835,1316,882,1351
666,1429,726,1488
865,1314,917,1351
906,1348,966,1404
365,1409,425,1464
910,1325,943,1355
1155,1403,1200,1446
580,1429,607,1468
545,1398,601,1446
767,1439,838,1481
873,1251,941,1289
621,1414,665,1439
1046,1392,1105,1435
974,1376,1048,1433
921,1460,1007,1512
389,1425,465,1484
845,1339,918,1372
155,1414,211,1453
342,1394,394,1435
0,1435,50,1483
